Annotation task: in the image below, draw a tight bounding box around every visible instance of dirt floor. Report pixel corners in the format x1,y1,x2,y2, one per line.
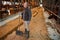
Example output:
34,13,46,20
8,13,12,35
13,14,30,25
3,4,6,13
4,7,51,40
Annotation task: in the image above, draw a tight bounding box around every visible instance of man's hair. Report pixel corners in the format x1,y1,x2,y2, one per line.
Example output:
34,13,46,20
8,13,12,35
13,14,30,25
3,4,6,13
24,2,28,6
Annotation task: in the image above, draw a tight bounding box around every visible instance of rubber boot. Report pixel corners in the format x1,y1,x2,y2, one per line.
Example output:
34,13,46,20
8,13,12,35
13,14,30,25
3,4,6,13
25,29,29,39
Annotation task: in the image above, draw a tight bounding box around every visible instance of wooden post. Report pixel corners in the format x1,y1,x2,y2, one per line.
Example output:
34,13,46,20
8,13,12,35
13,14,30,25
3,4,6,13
0,0,2,5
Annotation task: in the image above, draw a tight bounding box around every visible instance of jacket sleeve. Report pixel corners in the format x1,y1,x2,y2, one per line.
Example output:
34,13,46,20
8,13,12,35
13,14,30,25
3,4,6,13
21,11,24,19
29,9,32,20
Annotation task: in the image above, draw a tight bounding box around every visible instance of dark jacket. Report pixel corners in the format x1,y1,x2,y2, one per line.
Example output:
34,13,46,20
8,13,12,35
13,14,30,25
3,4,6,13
22,8,32,21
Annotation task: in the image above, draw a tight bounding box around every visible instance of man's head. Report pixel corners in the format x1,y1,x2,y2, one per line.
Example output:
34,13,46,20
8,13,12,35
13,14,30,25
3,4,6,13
23,2,28,8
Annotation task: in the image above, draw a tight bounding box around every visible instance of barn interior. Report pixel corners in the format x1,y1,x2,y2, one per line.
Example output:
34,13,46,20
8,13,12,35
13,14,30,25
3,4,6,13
0,0,60,40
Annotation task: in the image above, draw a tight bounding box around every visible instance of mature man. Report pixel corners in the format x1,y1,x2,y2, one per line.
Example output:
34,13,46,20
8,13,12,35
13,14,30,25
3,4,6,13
22,2,32,38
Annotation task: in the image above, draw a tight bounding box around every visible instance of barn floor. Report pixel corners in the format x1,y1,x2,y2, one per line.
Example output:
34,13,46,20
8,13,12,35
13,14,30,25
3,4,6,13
4,7,50,40
0,7,60,40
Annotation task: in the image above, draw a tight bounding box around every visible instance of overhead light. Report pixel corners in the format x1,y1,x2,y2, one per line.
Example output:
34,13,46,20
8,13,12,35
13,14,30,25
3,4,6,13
40,4,43,7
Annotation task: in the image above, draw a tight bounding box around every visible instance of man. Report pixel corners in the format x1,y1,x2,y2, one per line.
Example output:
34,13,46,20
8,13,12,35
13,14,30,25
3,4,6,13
22,2,32,38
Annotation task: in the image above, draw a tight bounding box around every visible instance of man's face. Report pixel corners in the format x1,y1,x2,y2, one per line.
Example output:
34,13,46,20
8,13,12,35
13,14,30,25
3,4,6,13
24,2,28,8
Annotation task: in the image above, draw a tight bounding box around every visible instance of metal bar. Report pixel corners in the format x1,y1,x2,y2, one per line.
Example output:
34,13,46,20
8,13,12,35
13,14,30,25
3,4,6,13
45,8,60,19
